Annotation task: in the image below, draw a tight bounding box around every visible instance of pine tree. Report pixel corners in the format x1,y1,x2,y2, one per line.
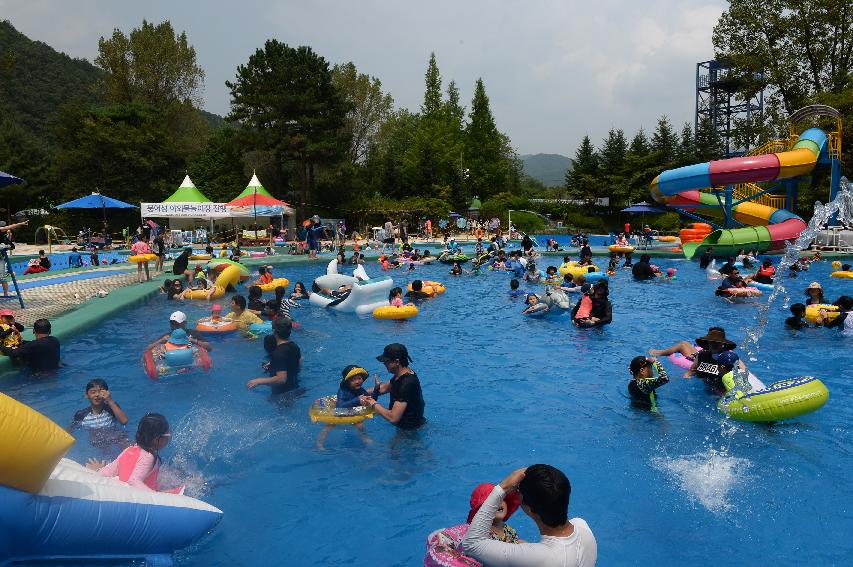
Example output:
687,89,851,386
464,78,515,201
599,128,627,173
695,116,725,161
445,80,464,129
677,122,696,166
421,52,442,117
651,115,677,166
564,135,601,204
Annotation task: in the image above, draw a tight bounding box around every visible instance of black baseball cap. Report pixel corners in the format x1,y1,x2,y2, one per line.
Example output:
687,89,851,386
376,343,412,364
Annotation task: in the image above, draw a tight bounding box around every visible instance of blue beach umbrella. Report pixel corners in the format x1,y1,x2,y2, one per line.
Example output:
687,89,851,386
621,201,667,230
56,192,137,229
0,171,24,188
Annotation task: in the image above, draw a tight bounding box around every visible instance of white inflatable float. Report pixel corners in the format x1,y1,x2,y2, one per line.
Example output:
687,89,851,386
0,393,222,566
310,260,393,317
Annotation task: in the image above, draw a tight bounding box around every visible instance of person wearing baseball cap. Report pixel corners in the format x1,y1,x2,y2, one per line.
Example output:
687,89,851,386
146,311,211,352
359,343,424,429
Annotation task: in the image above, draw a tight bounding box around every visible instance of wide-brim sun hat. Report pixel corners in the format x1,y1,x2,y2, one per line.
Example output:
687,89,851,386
695,328,736,349
806,282,822,291
467,483,520,524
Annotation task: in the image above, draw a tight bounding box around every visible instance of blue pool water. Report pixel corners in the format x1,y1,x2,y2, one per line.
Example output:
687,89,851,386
3,257,851,566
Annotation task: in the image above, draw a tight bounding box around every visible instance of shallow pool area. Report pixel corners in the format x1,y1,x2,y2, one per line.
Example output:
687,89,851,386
3,256,851,566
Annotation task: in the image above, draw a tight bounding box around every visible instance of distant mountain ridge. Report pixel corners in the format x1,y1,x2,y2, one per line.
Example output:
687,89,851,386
520,153,572,187
0,20,224,139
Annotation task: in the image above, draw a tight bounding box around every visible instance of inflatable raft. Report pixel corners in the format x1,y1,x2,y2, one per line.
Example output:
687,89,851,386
718,376,829,422
310,261,393,317
0,393,221,565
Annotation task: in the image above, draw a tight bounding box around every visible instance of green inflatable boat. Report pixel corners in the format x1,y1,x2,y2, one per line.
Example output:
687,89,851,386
718,376,829,422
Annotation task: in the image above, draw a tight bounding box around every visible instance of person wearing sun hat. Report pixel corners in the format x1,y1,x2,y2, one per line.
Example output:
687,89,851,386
688,328,747,392
649,326,743,382
467,483,524,543
359,343,425,429
804,281,825,305
316,365,381,449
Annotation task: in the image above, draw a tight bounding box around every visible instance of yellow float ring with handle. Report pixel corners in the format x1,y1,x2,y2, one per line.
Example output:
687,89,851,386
128,254,157,263
830,271,853,279
805,304,839,323
257,278,290,292
309,395,376,425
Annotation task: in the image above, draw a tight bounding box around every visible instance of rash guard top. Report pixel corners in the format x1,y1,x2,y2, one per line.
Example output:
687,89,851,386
460,485,597,567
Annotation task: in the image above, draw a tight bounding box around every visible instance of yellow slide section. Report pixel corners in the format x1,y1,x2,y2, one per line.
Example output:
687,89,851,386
184,264,242,300
0,392,75,493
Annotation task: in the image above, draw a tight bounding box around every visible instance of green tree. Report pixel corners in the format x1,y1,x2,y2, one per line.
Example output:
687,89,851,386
464,78,517,202
564,135,601,204
695,116,726,161
0,117,50,217
227,40,350,208
713,0,853,115
624,128,660,204
186,128,247,202
445,80,465,129
677,122,696,165
421,52,443,117
650,115,678,166
51,102,188,204
95,20,205,107
331,61,394,165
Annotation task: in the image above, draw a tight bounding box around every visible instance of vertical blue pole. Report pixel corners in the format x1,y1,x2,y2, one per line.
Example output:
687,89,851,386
829,158,841,225
724,184,734,228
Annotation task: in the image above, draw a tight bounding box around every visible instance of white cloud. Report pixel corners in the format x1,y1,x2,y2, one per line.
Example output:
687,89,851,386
1,0,728,156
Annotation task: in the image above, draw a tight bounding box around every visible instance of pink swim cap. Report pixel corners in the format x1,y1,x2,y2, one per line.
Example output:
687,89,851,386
667,268,677,276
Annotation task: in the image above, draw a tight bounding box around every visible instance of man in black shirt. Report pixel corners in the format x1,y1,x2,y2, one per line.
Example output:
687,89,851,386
631,254,655,280
247,319,301,394
2,318,60,373
361,343,425,429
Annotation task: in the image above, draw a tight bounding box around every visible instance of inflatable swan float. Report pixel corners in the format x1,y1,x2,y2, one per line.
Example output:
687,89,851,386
309,260,393,317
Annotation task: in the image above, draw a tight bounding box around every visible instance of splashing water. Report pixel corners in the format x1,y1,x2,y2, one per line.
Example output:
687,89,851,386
652,448,751,514
735,179,853,389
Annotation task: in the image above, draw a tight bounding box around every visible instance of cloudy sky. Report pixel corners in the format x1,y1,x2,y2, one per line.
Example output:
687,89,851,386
2,0,727,156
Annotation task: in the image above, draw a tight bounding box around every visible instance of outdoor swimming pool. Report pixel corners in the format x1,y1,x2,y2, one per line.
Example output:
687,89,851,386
3,255,850,566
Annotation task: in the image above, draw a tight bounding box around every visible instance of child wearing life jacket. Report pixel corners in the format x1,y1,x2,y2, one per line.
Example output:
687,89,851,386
88,413,182,493
752,258,776,284
0,309,24,350
316,365,380,449
572,284,594,324
256,266,273,286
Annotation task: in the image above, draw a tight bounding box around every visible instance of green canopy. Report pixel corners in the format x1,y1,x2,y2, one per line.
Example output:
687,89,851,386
232,172,274,200
468,197,482,210
164,175,211,203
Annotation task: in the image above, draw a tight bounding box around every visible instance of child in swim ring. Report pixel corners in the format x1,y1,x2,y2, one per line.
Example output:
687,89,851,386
389,287,404,307
628,356,669,412
316,365,380,449
87,413,182,493
521,293,547,315
0,309,24,350
467,482,524,543
256,266,273,286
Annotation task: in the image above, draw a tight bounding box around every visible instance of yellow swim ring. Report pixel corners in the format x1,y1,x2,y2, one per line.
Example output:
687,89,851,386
657,236,677,242
408,281,445,297
373,304,419,320
831,271,853,279
257,278,290,292
309,395,376,425
608,245,635,253
190,254,212,261
559,261,600,279
128,253,157,263
0,393,75,493
805,304,839,324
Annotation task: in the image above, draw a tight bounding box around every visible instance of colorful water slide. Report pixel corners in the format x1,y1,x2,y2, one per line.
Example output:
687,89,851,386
650,128,827,258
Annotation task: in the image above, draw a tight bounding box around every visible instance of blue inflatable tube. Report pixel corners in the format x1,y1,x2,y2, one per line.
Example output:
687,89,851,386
750,281,774,292
0,459,221,565
583,272,609,283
